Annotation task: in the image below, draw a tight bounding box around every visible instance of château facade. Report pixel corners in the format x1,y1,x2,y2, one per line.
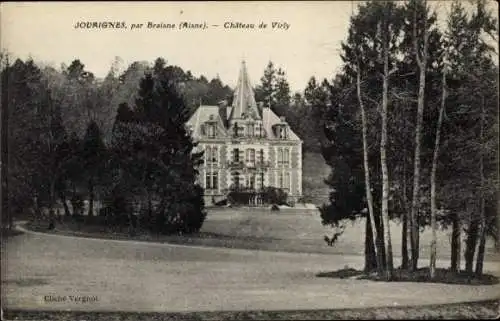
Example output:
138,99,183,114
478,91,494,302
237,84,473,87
186,61,303,206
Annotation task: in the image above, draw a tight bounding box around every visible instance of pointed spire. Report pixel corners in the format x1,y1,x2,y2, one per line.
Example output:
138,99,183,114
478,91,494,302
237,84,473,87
230,60,260,120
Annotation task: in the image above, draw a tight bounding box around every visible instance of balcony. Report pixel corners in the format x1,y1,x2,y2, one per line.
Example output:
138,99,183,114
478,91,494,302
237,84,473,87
256,160,271,168
229,160,270,169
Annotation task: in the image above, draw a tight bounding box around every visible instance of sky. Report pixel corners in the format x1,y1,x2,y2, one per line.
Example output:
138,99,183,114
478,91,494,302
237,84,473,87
1,1,498,93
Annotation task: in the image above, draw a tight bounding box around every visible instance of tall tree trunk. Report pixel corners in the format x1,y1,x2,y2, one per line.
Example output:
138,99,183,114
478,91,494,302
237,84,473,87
475,95,486,276
375,208,387,270
49,179,56,216
356,61,382,275
88,178,94,217
450,211,461,273
410,2,428,272
381,19,393,280
465,201,479,276
402,118,410,270
402,209,409,269
429,66,447,279
364,217,377,272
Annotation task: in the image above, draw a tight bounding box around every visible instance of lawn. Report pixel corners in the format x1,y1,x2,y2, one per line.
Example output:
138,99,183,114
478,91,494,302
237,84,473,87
27,206,499,263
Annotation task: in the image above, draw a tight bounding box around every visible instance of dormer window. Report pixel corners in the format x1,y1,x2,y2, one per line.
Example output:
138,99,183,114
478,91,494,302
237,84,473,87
205,115,217,138
257,123,264,137
279,126,288,139
233,122,239,137
207,124,216,138
274,124,288,139
247,122,255,137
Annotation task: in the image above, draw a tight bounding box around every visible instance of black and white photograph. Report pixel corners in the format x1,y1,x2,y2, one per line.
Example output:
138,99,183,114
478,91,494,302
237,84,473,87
1,1,499,319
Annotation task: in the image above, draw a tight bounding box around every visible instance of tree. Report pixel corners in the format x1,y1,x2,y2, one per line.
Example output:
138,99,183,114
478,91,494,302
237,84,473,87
304,77,331,152
406,0,431,272
2,58,46,224
274,68,291,117
112,57,207,234
436,0,498,276
255,61,276,108
429,51,448,279
81,121,107,217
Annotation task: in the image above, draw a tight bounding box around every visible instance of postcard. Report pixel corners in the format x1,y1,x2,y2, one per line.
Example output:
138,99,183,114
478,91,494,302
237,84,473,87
1,1,499,320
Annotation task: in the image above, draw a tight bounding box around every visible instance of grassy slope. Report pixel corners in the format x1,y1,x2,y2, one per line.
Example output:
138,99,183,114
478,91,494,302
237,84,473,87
302,152,331,206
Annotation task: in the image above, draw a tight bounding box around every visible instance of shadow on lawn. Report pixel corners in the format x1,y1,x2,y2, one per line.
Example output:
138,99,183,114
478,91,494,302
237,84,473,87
1,228,24,239
317,267,499,285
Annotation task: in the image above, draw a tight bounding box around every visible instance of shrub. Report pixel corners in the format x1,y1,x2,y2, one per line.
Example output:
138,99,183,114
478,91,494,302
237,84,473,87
262,187,288,205
270,204,280,211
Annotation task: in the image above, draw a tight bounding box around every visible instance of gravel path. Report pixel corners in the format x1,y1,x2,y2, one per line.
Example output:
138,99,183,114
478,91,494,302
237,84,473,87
2,225,499,313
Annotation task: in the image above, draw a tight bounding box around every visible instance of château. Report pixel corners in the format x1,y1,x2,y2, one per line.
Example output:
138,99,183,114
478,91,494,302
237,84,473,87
186,61,303,206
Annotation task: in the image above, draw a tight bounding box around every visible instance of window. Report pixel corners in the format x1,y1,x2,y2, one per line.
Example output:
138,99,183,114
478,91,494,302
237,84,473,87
259,149,264,164
205,171,218,190
213,172,219,190
233,122,239,137
285,172,290,190
247,149,255,166
278,172,284,188
233,172,240,188
278,148,288,167
207,124,216,138
257,123,263,137
205,146,218,165
233,148,240,162
248,174,255,189
259,172,265,189
212,146,218,164
205,146,211,164
283,148,290,166
247,123,255,137
279,126,288,139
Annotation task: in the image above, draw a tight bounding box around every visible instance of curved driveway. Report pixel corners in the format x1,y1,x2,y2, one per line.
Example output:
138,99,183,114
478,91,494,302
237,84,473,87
2,225,499,313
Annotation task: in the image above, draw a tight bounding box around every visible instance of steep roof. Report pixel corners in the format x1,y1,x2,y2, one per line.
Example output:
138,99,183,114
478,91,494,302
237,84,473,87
262,108,301,141
229,61,261,120
186,105,227,138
